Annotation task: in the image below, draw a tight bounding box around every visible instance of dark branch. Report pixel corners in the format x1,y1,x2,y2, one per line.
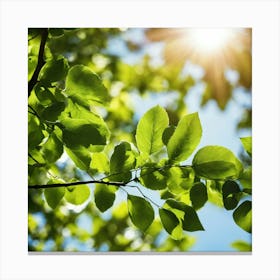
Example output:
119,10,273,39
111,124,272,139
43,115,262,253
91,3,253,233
28,179,130,190
28,28,48,97
28,164,193,190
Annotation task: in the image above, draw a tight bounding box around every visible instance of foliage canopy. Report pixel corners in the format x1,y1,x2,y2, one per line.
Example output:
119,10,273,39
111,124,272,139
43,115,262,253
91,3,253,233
28,28,252,252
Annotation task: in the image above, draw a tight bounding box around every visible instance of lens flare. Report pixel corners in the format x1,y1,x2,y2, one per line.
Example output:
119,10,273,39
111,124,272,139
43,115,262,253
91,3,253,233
186,28,235,54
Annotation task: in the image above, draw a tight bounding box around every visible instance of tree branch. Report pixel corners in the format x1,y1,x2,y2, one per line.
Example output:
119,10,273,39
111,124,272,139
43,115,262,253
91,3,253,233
28,179,129,190
28,28,48,97
28,164,193,190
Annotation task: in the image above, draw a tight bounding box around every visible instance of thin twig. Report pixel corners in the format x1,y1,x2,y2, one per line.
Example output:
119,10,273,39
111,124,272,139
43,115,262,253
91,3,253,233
28,179,128,190
28,105,40,119
134,185,161,208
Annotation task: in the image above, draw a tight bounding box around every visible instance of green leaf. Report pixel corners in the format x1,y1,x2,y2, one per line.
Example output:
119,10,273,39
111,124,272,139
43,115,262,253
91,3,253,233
162,125,176,145
90,152,109,174
139,163,167,190
240,137,252,157
44,187,65,209
231,240,252,252
135,105,169,156
49,28,64,37
59,101,110,149
41,101,66,122
165,199,186,219
206,180,224,207
65,185,90,205
60,116,109,148
239,167,252,191
34,83,56,106
222,180,241,210
65,146,92,171
94,184,116,212
190,182,208,210
166,166,195,194
165,199,204,232
192,146,243,180
159,208,180,238
28,114,44,150
110,142,136,182
167,112,202,162
44,179,65,209
39,56,69,84
41,131,63,164
160,189,176,199
65,65,110,106
181,205,204,232
28,55,37,80
28,149,45,166
233,200,252,233
127,195,154,232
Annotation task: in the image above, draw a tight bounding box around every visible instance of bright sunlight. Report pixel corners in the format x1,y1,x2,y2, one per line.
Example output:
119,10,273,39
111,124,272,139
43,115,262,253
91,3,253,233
185,28,235,54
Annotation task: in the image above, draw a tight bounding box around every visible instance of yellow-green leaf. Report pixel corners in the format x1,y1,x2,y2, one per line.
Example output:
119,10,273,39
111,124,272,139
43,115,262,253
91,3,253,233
65,185,90,205
167,112,202,162
192,146,243,180
65,65,110,106
136,105,169,157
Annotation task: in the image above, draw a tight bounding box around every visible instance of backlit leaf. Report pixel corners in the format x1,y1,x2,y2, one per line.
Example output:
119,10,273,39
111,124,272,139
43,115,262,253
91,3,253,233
233,200,252,233
41,131,63,164
231,240,252,252
135,105,169,156
44,179,66,209
167,112,202,162
65,185,90,205
166,166,195,194
240,137,252,157
90,152,109,174
28,115,44,150
239,167,252,191
65,146,92,171
94,184,116,212
60,117,109,148
44,187,65,209
140,163,167,190
110,142,136,182
206,180,224,207
127,195,154,232
192,146,243,180
65,65,110,106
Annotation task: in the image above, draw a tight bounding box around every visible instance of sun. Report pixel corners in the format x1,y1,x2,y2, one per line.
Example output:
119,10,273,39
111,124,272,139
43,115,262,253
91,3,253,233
185,28,235,54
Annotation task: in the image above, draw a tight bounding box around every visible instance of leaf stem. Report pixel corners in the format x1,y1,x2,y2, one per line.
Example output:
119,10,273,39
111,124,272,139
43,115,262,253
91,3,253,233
134,185,161,208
